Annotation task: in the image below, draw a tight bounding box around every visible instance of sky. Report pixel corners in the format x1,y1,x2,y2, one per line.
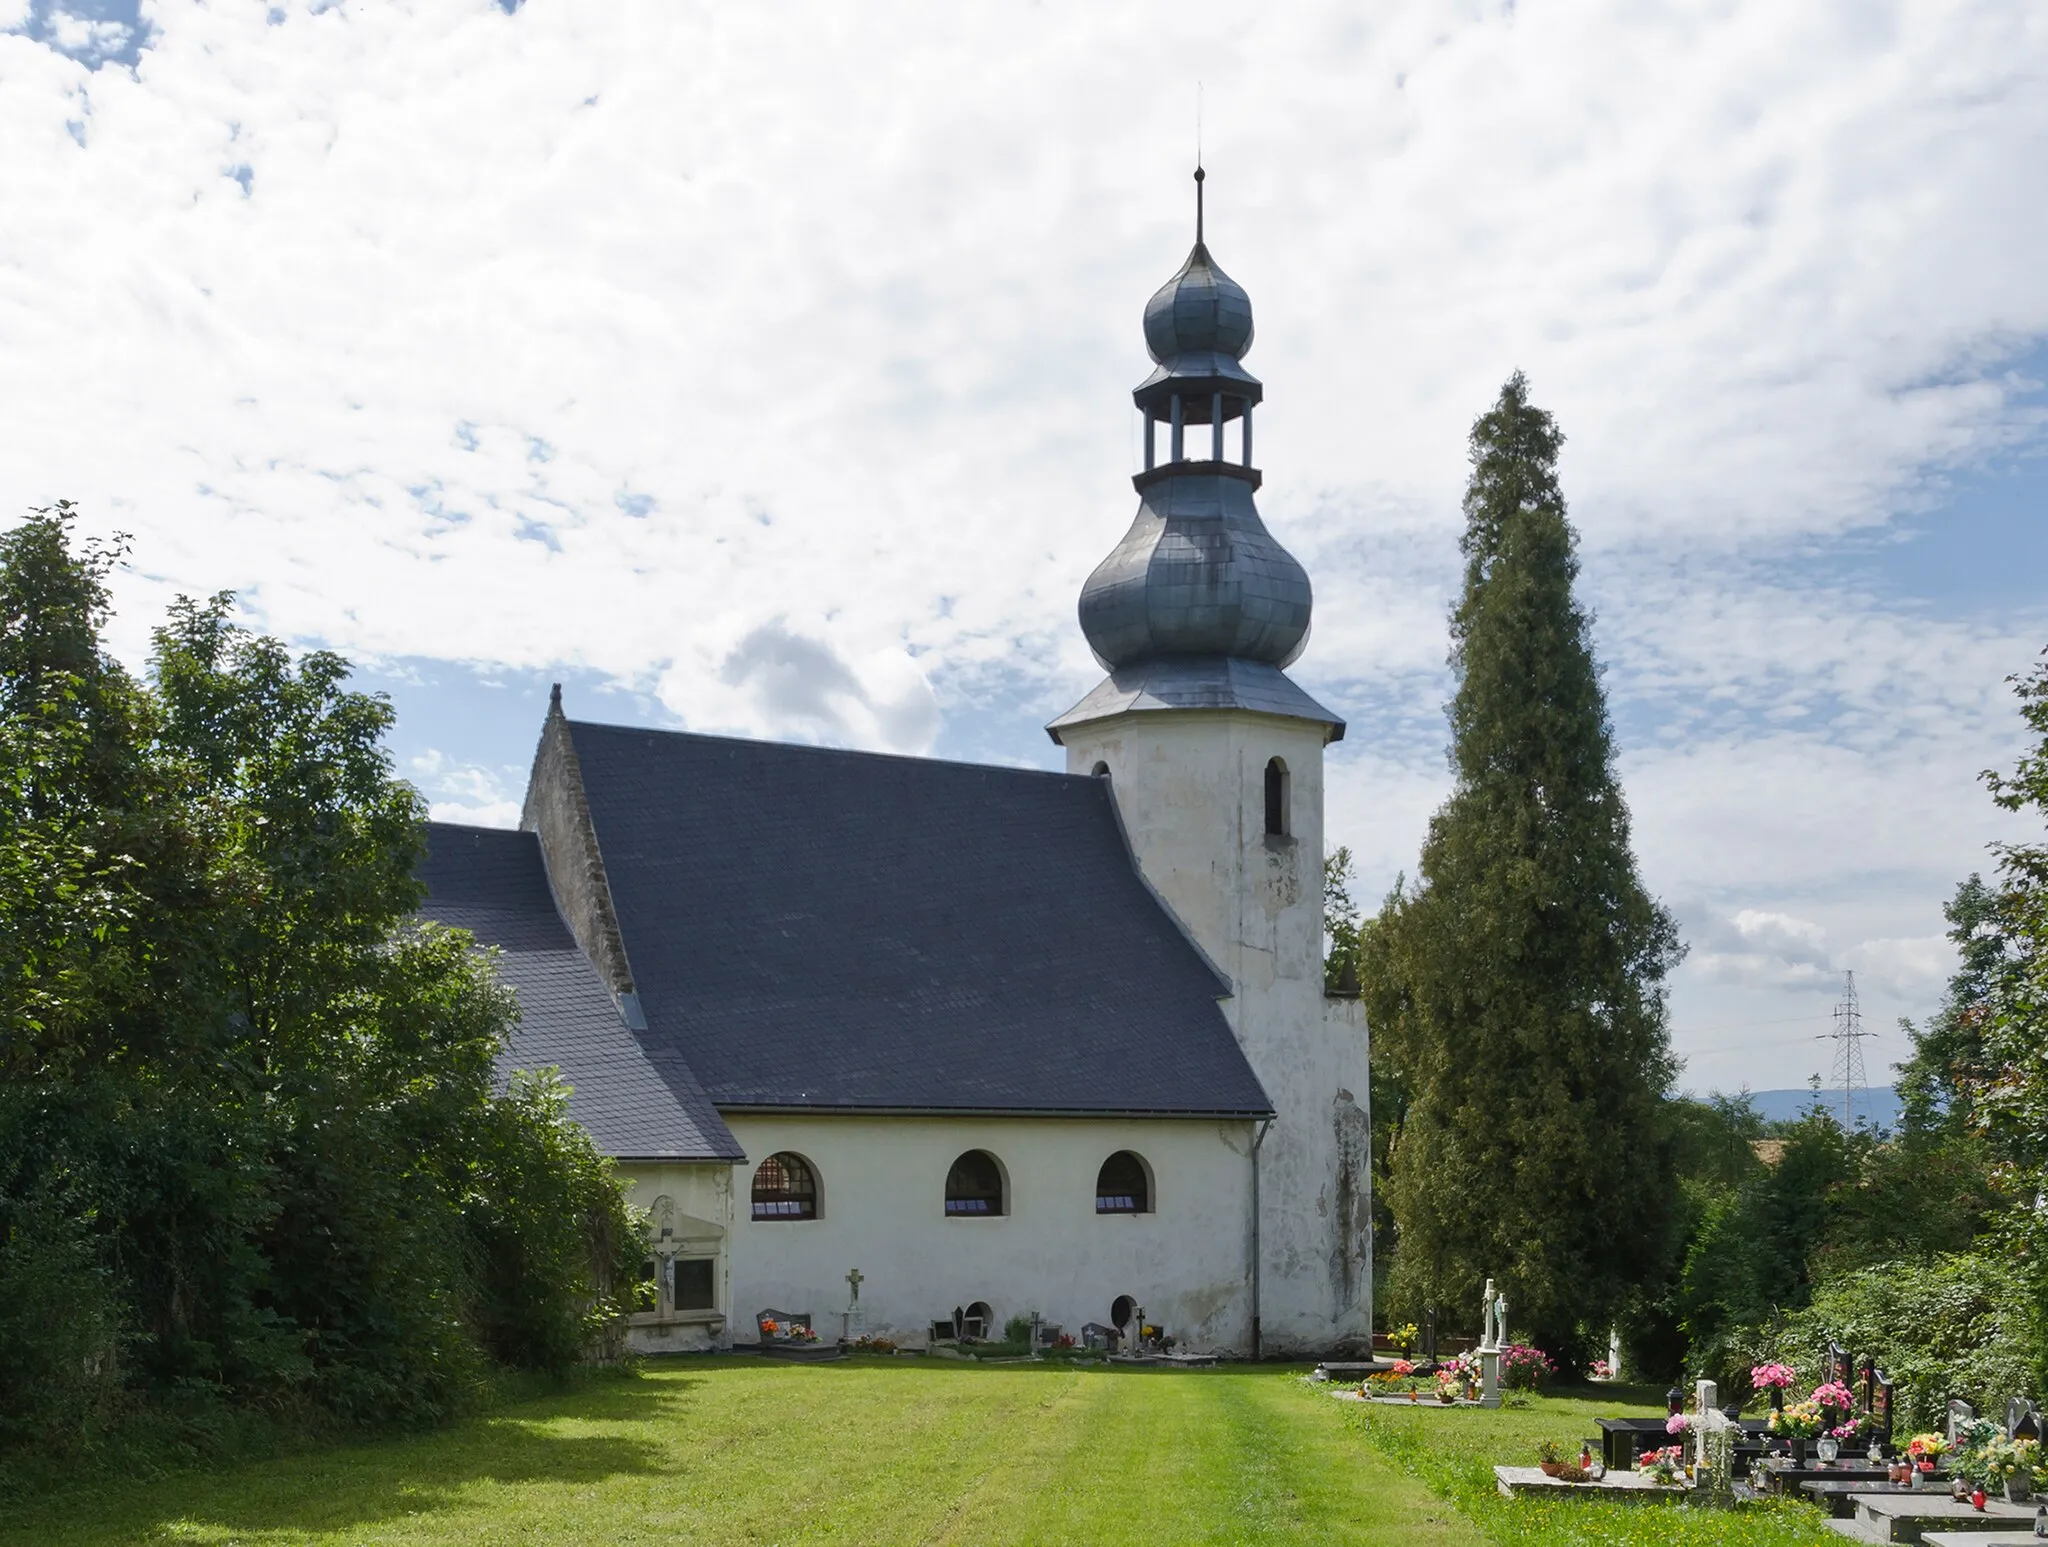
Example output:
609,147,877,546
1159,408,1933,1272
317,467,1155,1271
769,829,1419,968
2,0,2044,1098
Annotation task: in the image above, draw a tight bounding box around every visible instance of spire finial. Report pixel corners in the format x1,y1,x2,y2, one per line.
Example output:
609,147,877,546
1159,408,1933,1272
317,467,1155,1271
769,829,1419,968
1194,163,1205,246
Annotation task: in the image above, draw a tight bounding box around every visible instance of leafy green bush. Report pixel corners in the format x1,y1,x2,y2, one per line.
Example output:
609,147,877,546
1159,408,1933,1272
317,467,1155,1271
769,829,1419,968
1737,1253,2033,1434
0,507,640,1465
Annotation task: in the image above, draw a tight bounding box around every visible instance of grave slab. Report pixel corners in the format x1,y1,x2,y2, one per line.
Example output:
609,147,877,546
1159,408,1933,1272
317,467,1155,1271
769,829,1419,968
1847,1491,2034,1544
1493,1466,1687,1500
1920,1535,2046,1547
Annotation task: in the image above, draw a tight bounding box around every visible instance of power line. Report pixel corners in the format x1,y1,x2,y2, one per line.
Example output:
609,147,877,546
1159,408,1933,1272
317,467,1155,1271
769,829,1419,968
1673,1013,1838,1039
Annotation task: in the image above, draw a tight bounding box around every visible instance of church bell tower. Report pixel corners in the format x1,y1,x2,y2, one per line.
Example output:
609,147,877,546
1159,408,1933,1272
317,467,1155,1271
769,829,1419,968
1048,168,1371,1354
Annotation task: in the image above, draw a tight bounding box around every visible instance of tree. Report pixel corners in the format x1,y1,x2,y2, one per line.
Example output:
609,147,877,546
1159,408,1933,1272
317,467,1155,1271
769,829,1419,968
1358,373,1684,1368
0,507,641,1459
1974,647,2048,1393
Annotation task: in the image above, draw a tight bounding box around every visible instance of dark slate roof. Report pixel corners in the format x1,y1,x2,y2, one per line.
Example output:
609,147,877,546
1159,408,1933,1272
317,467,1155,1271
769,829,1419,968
566,720,1273,1117
1047,656,1345,741
416,823,743,1161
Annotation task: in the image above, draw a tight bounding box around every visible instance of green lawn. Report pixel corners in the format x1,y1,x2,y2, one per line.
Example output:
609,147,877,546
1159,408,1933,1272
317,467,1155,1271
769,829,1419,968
0,1362,1840,1546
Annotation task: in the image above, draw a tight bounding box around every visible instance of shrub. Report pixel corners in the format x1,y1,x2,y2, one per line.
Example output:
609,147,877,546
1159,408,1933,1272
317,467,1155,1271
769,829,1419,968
1736,1253,2033,1433
1500,1343,1555,1390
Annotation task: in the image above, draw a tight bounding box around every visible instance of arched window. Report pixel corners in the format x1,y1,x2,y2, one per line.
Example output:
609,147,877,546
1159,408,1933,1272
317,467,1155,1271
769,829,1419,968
1091,760,1110,778
944,1150,1005,1216
1110,1294,1136,1331
1095,1151,1151,1214
1264,757,1290,836
751,1152,818,1220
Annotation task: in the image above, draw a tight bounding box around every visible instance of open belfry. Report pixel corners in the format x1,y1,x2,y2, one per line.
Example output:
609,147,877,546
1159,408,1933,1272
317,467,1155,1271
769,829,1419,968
418,171,1373,1356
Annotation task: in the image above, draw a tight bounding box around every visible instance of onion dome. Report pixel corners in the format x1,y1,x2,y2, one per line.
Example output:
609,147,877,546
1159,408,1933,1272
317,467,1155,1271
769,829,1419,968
1073,167,1312,673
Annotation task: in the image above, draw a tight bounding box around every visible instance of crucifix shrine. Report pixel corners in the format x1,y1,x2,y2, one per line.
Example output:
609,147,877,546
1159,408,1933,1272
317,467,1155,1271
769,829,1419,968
840,1267,865,1343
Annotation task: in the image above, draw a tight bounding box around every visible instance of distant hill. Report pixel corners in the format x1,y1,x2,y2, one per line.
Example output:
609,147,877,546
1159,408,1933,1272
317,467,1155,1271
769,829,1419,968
1698,1086,1904,1130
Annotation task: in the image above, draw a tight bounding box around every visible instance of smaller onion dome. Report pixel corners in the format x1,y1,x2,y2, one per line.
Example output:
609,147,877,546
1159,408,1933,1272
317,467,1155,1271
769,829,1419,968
1135,168,1261,409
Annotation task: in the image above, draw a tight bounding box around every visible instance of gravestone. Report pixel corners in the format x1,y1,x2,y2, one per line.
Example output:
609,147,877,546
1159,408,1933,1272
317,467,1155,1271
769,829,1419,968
1694,1380,1720,1471
1829,1342,1854,1390
2007,1398,2040,1441
1697,1405,1739,1509
1608,1329,1622,1381
1420,1308,1437,1363
1949,1400,1977,1446
1872,1372,1895,1446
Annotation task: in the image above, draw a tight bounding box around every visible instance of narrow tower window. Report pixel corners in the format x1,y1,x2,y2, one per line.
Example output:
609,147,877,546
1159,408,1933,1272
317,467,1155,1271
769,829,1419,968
944,1150,1006,1216
751,1153,818,1220
1095,1151,1152,1214
1264,757,1290,837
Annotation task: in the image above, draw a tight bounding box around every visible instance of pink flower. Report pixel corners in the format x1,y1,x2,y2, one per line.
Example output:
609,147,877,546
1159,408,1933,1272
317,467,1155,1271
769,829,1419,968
1750,1362,1797,1390
1666,1414,1692,1435
1812,1381,1855,1412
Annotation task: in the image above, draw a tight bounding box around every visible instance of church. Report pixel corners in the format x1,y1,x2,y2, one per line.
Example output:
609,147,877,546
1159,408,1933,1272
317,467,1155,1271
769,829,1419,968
417,175,1374,1357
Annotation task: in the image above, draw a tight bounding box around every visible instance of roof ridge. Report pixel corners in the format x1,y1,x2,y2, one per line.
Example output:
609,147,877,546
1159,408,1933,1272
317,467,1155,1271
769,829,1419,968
563,715,1095,784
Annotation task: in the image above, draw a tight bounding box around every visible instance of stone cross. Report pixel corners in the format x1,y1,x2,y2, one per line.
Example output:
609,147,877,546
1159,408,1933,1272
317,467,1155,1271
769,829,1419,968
1495,1293,1508,1345
845,1267,863,1308
1695,1380,1719,1470
1480,1279,1497,1350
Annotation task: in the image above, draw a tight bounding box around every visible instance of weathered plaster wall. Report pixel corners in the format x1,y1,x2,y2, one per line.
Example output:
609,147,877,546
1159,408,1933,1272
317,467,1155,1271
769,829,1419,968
1056,709,1373,1354
722,1115,1258,1351
521,693,636,1000
616,1161,735,1354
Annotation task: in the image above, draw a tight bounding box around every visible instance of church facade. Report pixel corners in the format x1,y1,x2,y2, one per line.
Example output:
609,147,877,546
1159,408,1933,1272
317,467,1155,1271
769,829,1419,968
416,180,1373,1356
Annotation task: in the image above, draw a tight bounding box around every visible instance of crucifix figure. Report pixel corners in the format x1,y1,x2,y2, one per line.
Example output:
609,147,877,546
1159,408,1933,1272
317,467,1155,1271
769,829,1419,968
846,1267,863,1310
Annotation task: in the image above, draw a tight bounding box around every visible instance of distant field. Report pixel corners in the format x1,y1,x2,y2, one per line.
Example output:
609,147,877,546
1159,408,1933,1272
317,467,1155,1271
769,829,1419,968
0,1361,1838,1546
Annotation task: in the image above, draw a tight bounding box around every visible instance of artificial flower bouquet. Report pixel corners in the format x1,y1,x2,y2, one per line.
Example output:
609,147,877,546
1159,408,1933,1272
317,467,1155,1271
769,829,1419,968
1750,1362,1797,1391
1665,1412,1694,1438
1981,1437,2031,1483
1979,1436,2042,1491
1637,1446,1686,1485
1367,1358,1427,1398
1589,1358,1615,1381
1811,1380,1856,1424
1905,1433,1948,1475
1767,1399,1826,1440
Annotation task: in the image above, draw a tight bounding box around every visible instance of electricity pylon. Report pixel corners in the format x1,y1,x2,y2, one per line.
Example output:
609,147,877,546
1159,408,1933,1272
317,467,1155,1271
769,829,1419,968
1816,970,1874,1130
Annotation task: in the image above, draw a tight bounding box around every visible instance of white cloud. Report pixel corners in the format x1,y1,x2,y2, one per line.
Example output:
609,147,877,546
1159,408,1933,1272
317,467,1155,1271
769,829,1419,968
44,9,129,60
0,0,2043,1090
408,747,522,827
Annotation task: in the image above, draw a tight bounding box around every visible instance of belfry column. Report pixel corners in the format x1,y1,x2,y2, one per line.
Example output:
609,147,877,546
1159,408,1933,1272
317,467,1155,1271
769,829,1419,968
1047,170,1371,1354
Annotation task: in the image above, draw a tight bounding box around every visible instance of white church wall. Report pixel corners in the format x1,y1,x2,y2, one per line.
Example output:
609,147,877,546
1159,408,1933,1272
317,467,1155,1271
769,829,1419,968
1057,709,1373,1353
723,1114,1257,1351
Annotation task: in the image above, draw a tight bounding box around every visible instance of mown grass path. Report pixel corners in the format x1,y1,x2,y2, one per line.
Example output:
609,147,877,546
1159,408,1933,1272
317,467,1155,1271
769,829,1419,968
2,1360,1475,1546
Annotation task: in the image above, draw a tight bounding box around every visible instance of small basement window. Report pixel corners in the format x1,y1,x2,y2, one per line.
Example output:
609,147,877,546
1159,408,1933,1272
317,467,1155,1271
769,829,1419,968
672,1257,716,1311
1095,1151,1151,1214
752,1152,818,1220
945,1150,1006,1217
1264,757,1290,837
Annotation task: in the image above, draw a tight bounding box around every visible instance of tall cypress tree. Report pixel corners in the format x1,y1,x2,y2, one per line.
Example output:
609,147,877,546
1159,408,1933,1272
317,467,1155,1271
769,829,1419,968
1361,372,1682,1366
